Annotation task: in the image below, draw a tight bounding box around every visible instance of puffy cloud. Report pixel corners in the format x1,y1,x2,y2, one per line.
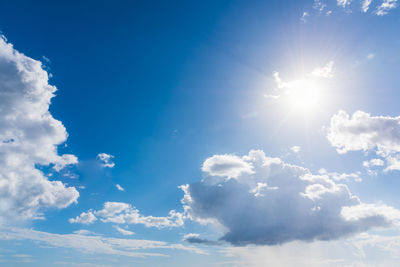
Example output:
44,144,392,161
202,154,254,180
327,110,400,172
0,226,204,258
69,211,97,225
327,110,400,155
113,226,134,236
0,35,79,223
363,158,385,168
70,202,185,228
97,153,115,168
180,150,400,246
376,0,398,15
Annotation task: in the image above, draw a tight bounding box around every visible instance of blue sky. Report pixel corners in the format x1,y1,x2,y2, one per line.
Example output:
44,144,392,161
1,0,400,266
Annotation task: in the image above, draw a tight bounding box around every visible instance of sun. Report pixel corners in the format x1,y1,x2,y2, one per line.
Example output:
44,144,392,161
285,78,322,112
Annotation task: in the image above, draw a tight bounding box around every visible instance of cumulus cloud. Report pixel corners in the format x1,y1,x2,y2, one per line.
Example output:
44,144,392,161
69,211,97,225
97,153,115,168
70,202,185,228
0,35,79,223
180,150,400,246
202,154,254,179
362,158,384,169
327,110,400,172
0,226,204,258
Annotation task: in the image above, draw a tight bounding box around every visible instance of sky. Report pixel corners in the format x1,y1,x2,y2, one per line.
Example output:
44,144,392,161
0,0,400,266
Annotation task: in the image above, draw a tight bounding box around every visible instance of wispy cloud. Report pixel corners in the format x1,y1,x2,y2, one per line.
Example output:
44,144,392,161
115,184,125,191
376,0,398,15
0,226,204,258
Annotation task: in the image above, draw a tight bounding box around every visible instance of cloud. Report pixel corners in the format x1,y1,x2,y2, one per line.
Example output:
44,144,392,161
0,226,204,258
202,154,254,179
362,0,373,12
313,0,327,11
69,211,97,225
327,110,400,172
183,233,220,245
97,153,115,168
113,226,134,236
70,202,185,228
180,150,400,246
318,168,362,182
362,158,384,169
0,35,79,224
300,11,310,22
337,0,352,8
290,146,301,153
266,61,334,105
376,0,398,15
115,184,125,191
311,61,335,78
367,53,375,60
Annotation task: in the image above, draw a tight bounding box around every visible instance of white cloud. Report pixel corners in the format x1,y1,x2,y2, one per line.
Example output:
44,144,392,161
337,0,352,7
115,184,125,191
97,153,115,168
220,232,400,267
202,154,254,180
113,226,134,236
180,150,400,246
0,35,79,223
290,146,301,153
266,62,334,107
327,110,400,155
318,168,362,182
301,11,310,22
0,226,204,258
362,0,373,12
362,158,384,169
327,110,400,172
311,61,335,78
313,0,327,11
69,211,97,225
70,202,185,228
376,0,398,15
367,53,375,59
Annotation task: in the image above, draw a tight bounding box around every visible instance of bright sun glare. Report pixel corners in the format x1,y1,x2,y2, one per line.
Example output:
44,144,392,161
285,78,322,112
